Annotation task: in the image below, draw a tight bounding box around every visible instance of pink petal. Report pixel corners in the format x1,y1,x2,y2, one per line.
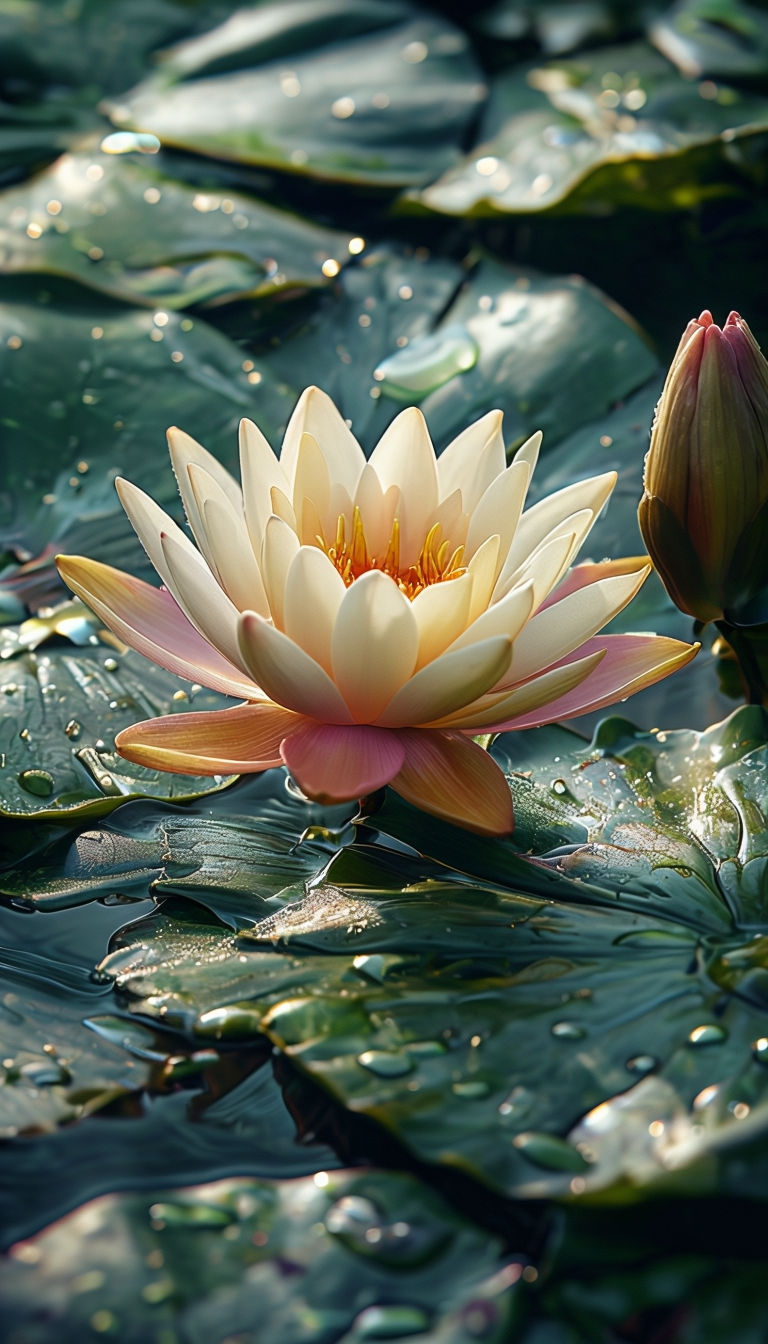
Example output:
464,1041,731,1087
391,730,514,835
280,722,405,802
56,556,260,701
115,703,302,774
489,634,699,731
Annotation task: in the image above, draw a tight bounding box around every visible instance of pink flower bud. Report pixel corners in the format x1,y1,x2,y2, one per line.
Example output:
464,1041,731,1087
639,311,768,623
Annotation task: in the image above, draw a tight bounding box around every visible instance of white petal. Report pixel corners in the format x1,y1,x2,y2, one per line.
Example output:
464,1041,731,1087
368,407,438,564
270,485,297,531
167,424,243,512
352,464,398,559
376,634,512,728
494,518,586,603
436,410,506,511
411,572,473,668
511,429,542,474
159,529,246,670
507,567,650,683
430,649,605,730
331,570,419,721
283,546,346,673
260,514,300,629
501,472,616,579
464,460,530,567
292,432,331,531
279,386,365,496
239,417,290,552
200,495,269,617
239,612,353,723
448,581,534,653
466,534,500,624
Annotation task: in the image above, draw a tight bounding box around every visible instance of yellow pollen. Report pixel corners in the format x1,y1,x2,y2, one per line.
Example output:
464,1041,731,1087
321,508,466,599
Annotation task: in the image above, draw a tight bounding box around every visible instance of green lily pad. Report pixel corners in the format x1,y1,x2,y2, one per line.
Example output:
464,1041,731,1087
0,150,356,308
262,248,658,452
0,276,295,606
650,0,768,81
0,922,145,1137
0,1167,519,1342
411,41,768,217
107,1,485,189
1,772,351,924
0,645,235,820
90,705,768,1200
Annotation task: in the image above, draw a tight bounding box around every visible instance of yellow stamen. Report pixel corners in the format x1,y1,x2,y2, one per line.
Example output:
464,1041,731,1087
320,508,466,599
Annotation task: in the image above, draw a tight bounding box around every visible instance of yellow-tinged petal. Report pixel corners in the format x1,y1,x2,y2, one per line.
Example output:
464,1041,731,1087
260,514,300,629
159,529,245,670
436,410,506,512
377,634,512,728
504,565,650,684
369,407,439,564
411,571,473,668
465,460,530,567
239,611,354,723
279,386,365,496
392,730,514,835
239,416,290,551
167,424,243,511
282,545,346,672
331,570,419,721
429,648,606,730
500,471,616,580
352,464,399,559
447,581,534,653
116,703,301,774
186,462,268,615
291,432,331,532
465,534,501,624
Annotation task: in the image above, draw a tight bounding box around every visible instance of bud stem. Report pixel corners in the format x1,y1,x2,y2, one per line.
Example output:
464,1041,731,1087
715,621,768,706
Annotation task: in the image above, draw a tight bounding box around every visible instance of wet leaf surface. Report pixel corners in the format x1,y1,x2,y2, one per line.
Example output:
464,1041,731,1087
0,646,234,819
0,1167,519,1343
107,1,485,189
0,150,355,309
412,41,768,217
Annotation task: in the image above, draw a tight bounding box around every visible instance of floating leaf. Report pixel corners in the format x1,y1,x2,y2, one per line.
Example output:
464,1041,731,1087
411,42,768,217
0,151,355,308
0,277,295,606
108,1,485,189
0,1168,518,1341
0,646,234,820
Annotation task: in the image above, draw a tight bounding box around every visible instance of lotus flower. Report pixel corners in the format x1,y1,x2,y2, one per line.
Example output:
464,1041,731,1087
57,388,697,835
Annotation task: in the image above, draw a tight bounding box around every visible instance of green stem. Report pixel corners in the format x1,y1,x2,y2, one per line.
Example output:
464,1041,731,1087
715,621,768,706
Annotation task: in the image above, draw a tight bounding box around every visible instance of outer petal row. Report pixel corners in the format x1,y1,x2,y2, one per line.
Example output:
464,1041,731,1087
115,704,514,835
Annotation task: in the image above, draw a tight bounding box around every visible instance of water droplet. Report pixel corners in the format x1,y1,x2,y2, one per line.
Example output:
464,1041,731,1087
626,1054,657,1074
195,1005,264,1038
687,1023,727,1047
357,1049,413,1078
373,323,478,401
64,718,81,739
103,657,118,672
353,1304,430,1338
149,1200,234,1229
451,1079,490,1099
19,1058,71,1086
551,1021,586,1041
17,768,54,797
100,131,161,155
752,1036,768,1063
498,1085,534,1120
513,1131,591,1173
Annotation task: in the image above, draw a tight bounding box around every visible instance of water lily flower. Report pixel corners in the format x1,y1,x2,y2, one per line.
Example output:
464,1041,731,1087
57,388,697,835
639,310,768,625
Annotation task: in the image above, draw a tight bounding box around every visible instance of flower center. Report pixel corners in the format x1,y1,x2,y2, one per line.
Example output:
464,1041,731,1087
320,507,466,600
